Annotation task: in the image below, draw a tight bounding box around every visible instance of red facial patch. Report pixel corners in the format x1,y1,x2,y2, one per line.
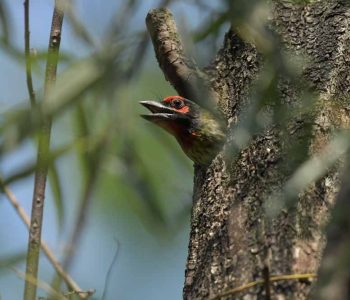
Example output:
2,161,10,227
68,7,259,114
163,96,189,113
176,106,190,113
163,95,185,103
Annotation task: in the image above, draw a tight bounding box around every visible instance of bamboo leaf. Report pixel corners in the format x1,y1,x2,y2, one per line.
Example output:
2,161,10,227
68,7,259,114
0,47,123,154
120,139,167,226
0,252,26,272
3,163,36,185
0,1,9,44
3,143,76,185
193,12,229,42
74,103,92,180
48,163,65,231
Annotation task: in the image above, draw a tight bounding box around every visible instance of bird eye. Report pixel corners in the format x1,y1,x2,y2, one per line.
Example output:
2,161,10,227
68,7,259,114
172,98,184,109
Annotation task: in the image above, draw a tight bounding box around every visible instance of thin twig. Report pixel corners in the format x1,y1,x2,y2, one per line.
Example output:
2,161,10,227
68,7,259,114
23,1,65,299
64,289,95,299
101,239,120,300
209,273,317,300
12,268,68,300
0,182,89,296
24,0,36,106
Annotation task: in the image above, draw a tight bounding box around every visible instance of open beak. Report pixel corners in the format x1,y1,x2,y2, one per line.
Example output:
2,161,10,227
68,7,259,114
139,101,180,122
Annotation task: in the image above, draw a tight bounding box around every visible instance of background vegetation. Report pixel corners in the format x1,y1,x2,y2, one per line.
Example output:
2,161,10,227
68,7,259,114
0,1,226,299
1,0,349,299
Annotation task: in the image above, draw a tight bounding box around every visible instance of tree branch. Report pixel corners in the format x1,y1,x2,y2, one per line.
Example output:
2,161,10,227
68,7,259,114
146,8,216,105
24,1,65,299
125,0,173,80
13,268,68,300
0,182,90,297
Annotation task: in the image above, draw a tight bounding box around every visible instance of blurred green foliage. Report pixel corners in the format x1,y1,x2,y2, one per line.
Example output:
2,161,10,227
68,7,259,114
1,0,349,298
0,1,195,233
1,2,196,297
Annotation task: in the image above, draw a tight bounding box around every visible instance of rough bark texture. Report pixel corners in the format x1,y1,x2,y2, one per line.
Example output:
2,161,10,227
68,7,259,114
313,159,350,300
146,8,218,109
147,1,350,299
184,1,350,299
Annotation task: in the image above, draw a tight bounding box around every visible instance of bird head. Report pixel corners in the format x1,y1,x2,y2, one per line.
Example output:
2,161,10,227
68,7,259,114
140,96,226,165
140,96,200,136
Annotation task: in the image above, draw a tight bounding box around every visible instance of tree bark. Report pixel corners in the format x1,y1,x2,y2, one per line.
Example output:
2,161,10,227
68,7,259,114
147,1,350,299
312,159,350,300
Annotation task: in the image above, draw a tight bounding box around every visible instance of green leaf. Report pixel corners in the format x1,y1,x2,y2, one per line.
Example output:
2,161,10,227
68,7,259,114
0,1,9,44
120,139,167,226
193,12,229,42
0,252,26,273
74,103,93,181
48,163,65,232
3,142,76,185
3,163,36,185
0,48,122,154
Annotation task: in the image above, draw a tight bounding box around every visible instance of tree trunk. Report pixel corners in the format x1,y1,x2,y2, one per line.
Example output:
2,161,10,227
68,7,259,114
147,1,350,299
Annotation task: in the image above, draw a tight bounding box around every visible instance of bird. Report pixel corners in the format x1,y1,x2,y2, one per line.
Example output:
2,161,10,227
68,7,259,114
140,96,226,165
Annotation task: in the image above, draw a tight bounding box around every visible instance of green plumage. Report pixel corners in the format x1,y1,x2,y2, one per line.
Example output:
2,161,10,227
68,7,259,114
140,97,226,165
184,111,226,165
